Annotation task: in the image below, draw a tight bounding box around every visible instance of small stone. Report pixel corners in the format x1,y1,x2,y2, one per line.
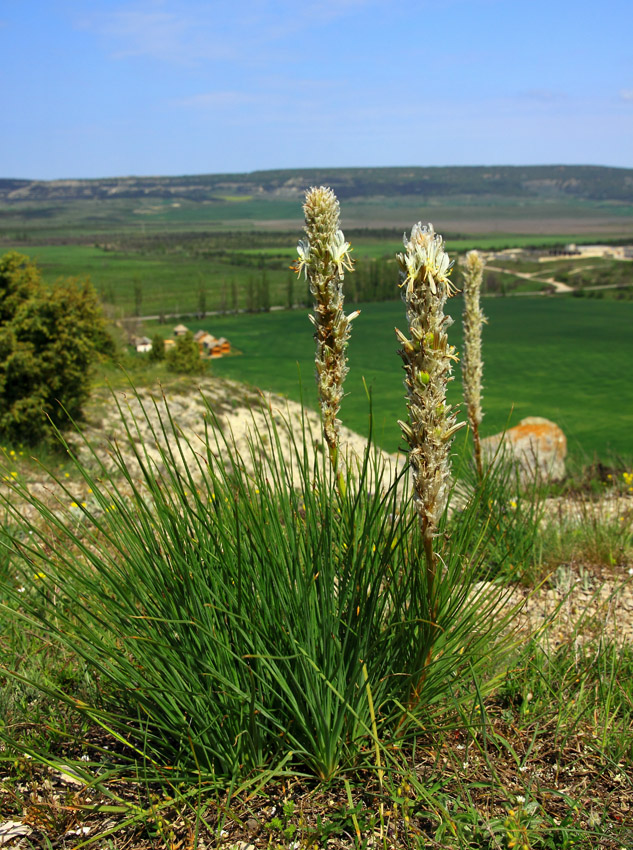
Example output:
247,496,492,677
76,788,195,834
55,765,87,786
0,821,33,845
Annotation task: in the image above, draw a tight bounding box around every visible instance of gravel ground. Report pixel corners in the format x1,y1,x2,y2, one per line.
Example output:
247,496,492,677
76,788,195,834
507,568,633,647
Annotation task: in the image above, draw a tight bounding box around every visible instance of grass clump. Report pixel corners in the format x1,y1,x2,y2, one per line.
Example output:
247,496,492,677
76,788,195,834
0,385,517,785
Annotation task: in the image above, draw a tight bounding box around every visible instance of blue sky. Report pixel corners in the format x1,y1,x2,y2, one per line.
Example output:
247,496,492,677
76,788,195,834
1,0,632,179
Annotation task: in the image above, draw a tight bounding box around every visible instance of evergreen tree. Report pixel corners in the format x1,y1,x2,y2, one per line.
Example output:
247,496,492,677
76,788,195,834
246,278,255,312
0,252,114,444
148,334,165,362
259,271,271,312
133,279,143,316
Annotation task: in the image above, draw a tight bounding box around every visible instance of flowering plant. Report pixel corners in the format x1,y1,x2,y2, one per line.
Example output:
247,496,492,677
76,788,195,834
294,187,358,474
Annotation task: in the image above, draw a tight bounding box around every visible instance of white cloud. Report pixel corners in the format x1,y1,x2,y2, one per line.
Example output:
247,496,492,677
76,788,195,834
75,0,379,66
76,5,237,64
620,89,633,101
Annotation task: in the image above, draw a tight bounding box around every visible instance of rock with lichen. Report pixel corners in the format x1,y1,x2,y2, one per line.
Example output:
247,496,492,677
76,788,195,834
482,416,567,483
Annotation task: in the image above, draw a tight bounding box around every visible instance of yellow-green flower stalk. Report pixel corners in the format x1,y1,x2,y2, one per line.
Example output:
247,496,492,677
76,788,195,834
461,249,487,479
294,187,358,475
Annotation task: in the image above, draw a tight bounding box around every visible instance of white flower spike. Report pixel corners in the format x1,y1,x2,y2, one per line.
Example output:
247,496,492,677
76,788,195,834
298,187,358,473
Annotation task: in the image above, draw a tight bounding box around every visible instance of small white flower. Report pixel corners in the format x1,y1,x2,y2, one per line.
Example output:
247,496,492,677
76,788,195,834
329,230,353,279
301,187,356,472
399,251,420,295
294,238,310,278
516,795,526,804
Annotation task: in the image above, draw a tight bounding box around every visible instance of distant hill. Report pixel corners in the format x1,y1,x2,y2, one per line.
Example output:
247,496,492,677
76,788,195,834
2,165,633,204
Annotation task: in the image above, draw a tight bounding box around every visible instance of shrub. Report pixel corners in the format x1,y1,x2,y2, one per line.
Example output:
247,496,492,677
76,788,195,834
0,252,114,444
165,331,204,374
148,333,165,362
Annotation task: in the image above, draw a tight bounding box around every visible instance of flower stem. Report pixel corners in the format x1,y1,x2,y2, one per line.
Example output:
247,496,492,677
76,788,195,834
461,249,487,480
395,223,463,714
294,187,358,478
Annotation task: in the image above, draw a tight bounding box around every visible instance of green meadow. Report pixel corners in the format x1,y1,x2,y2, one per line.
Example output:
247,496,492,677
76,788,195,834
24,243,289,315
15,232,628,317
144,296,633,461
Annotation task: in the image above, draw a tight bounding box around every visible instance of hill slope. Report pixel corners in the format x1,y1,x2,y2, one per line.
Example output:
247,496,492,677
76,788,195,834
2,164,633,204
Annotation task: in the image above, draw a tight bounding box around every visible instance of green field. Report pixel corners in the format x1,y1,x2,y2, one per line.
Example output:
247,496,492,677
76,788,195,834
22,243,289,315
2,198,632,243
2,192,632,241
145,297,633,460
9,234,630,317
